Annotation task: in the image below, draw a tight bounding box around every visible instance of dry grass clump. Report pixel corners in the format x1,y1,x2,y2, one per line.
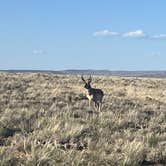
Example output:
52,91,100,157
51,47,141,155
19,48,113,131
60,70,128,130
0,72,166,165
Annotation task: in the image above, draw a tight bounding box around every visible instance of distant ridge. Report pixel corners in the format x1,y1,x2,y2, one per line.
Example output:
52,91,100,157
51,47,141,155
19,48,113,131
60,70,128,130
0,70,63,74
62,69,111,75
63,70,166,78
1,69,166,78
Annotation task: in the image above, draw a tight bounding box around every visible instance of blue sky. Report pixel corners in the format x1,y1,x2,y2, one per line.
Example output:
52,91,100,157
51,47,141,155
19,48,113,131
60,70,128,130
0,0,166,70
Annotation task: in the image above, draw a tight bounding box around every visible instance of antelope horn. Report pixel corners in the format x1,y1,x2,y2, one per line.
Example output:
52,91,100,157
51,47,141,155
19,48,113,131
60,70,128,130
88,75,92,83
81,75,86,83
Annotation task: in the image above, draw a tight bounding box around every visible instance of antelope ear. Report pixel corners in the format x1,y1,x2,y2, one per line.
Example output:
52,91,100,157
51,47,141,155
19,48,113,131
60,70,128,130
81,75,86,83
88,75,92,83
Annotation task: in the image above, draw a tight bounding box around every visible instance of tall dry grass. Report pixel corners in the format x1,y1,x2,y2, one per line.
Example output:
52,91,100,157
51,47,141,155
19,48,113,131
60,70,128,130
0,72,166,165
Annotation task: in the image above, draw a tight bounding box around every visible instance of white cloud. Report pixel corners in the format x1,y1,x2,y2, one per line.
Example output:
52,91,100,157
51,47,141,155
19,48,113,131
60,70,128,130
93,30,119,37
149,52,161,58
93,29,166,40
151,34,166,39
33,49,46,55
123,30,146,38
144,52,162,61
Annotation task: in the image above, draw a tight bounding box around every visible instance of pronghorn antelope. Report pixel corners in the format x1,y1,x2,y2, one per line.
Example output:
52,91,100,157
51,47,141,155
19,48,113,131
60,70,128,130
81,75,104,111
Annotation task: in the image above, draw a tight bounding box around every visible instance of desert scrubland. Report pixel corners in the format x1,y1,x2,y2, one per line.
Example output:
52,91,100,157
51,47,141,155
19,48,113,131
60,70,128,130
0,72,166,166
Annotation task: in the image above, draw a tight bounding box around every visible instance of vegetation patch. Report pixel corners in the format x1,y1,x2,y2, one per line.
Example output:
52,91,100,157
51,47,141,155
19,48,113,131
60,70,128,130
0,72,166,165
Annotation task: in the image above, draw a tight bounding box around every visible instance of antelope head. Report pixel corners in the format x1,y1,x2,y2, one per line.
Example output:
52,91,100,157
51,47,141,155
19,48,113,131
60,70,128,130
81,75,92,89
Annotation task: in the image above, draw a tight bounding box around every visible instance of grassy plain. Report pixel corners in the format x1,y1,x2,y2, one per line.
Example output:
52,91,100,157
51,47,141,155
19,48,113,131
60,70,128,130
0,72,166,165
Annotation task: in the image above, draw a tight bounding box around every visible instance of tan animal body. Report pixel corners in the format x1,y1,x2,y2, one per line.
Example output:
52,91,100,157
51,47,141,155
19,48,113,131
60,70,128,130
81,75,104,111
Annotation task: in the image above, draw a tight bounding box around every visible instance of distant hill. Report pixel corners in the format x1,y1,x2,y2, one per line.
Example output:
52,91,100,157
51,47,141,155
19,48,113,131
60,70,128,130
0,70,63,74
1,69,166,78
62,70,166,78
